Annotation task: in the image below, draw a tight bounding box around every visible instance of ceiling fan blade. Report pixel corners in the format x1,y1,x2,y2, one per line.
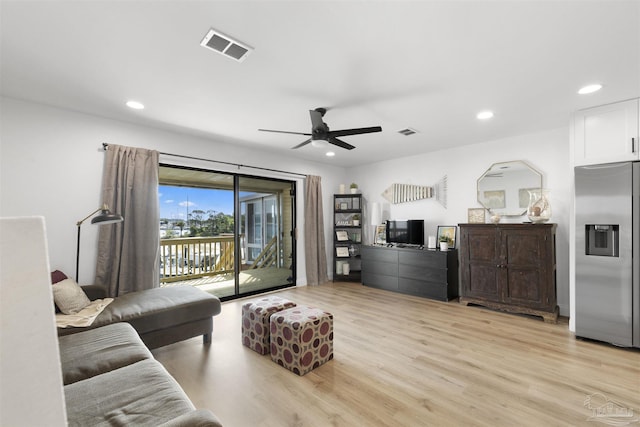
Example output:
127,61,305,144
258,129,312,136
329,126,382,138
328,137,355,150
291,138,313,149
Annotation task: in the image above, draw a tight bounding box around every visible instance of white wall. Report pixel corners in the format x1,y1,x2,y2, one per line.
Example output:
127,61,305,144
349,127,572,317
0,97,571,318
0,97,346,286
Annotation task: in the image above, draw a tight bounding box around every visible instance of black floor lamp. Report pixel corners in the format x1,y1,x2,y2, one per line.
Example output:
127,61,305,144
76,205,124,282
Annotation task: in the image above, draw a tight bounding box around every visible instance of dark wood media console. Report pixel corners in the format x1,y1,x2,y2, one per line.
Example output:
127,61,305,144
361,245,459,301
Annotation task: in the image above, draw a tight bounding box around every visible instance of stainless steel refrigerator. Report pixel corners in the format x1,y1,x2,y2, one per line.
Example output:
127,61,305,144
575,162,639,348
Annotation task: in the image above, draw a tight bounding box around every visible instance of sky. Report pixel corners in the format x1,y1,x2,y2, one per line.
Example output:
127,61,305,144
159,185,234,220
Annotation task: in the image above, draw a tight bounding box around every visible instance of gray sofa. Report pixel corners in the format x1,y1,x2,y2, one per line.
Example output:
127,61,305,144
57,285,222,349
59,322,222,426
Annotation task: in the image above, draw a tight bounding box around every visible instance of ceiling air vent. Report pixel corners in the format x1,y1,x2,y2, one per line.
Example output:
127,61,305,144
200,28,252,62
398,128,418,136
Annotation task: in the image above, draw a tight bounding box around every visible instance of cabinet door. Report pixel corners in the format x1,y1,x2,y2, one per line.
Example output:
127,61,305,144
500,228,549,308
460,227,500,300
573,99,639,166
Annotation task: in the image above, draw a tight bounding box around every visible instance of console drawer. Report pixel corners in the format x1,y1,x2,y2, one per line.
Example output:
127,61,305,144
398,278,448,301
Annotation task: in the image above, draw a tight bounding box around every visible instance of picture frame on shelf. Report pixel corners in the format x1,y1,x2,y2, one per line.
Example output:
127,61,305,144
336,230,349,241
340,202,349,210
374,225,387,245
467,208,486,224
437,225,457,248
336,247,350,257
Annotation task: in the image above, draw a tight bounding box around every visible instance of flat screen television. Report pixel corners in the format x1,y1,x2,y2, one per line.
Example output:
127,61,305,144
386,220,424,246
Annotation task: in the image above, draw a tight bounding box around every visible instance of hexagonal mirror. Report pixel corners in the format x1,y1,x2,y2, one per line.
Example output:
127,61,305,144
477,161,542,216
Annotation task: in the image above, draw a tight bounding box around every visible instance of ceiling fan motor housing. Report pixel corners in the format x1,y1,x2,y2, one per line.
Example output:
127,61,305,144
258,106,381,150
312,123,329,140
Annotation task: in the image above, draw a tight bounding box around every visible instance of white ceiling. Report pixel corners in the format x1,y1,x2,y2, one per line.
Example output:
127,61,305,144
2,1,639,167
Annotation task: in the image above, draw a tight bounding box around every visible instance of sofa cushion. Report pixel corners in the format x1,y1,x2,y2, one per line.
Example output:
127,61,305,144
51,269,68,284
58,323,152,385
65,359,196,427
90,286,221,334
53,278,91,314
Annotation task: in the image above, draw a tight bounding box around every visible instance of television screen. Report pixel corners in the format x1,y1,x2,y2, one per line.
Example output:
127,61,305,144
386,220,409,244
386,220,424,246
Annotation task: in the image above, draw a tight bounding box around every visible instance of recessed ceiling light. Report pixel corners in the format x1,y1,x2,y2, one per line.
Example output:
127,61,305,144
477,111,494,120
326,151,335,157
126,100,145,110
578,84,603,95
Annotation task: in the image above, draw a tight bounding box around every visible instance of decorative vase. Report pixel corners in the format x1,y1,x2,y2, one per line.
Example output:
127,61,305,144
490,214,501,224
350,188,357,194
527,189,551,223
439,242,448,251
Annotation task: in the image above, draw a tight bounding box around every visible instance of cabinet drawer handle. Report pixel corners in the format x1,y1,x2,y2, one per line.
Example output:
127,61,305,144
633,137,636,154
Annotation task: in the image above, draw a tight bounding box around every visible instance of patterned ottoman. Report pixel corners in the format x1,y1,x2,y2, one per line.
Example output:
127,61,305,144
270,306,334,376
242,296,296,355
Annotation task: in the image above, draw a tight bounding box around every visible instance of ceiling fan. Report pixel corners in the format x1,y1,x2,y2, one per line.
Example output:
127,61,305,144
258,108,382,150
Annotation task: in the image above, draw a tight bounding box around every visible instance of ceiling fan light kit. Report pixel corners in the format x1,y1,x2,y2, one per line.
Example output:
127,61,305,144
311,139,329,148
259,107,382,151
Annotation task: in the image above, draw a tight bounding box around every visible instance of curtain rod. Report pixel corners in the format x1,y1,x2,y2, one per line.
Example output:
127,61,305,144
102,143,307,178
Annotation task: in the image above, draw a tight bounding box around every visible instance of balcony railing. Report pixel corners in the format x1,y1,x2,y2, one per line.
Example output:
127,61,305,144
159,235,240,284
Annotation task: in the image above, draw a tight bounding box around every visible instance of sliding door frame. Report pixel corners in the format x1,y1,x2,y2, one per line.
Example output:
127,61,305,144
159,163,297,301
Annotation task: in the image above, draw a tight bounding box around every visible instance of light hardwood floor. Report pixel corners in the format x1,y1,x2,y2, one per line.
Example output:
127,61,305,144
152,282,640,427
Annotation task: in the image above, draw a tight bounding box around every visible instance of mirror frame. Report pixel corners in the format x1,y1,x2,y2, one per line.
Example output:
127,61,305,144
477,160,542,217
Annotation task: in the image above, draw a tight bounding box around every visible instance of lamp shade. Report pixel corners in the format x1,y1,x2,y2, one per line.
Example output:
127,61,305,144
90,208,124,225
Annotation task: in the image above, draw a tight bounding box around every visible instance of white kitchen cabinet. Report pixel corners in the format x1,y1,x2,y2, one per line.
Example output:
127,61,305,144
573,98,639,166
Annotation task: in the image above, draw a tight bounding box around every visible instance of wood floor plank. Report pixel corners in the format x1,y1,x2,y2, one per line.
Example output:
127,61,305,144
152,282,640,426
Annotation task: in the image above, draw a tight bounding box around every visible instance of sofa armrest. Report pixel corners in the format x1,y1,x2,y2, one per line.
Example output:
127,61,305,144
81,284,108,300
157,409,223,427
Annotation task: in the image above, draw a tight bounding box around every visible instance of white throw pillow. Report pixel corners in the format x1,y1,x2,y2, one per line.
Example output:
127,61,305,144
52,278,91,314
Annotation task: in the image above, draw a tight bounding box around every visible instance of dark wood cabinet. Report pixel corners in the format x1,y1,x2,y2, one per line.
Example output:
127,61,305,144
458,223,558,323
362,245,458,301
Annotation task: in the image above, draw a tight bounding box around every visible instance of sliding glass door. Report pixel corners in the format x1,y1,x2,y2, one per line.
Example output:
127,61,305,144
238,177,294,295
158,165,296,300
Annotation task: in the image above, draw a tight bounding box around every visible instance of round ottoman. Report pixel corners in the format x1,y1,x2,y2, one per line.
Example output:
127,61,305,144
270,306,334,376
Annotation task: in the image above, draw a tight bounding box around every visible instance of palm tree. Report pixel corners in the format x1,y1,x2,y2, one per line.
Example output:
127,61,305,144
175,220,185,236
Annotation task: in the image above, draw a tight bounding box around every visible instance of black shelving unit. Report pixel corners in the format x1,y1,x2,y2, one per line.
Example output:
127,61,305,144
333,194,363,282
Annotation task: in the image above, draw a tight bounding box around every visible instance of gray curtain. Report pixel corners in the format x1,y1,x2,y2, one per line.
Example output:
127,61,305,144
304,175,329,285
95,144,160,297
